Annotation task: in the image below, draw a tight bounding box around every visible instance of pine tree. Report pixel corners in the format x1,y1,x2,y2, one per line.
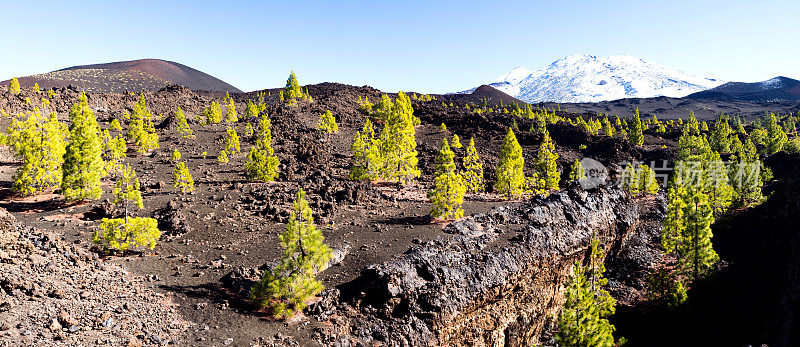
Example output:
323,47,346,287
731,138,764,207
680,186,719,281
225,94,238,123
112,164,144,219
568,159,585,181
378,92,420,187
535,129,560,190
175,106,194,139
710,116,732,153
349,119,381,181
104,132,127,175
226,126,241,154
245,112,279,181
428,138,466,220
250,189,332,318
62,93,105,202
218,149,229,163
620,164,640,195
203,101,223,124
451,134,462,149
316,110,338,134
646,268,687,307
127,94,159,153
764,113,787,154
602,117,615,137
628,108,644,146
556,232,618,346
173,161,195,193
171,149,181,162
662,173,688,256
638,164,660,194
8,77,20,95
283,71,306,104
245,99,259,119
495,128,525,198
32,83,40,94
7,109,66,195
462,137,484,193
109,118,123,132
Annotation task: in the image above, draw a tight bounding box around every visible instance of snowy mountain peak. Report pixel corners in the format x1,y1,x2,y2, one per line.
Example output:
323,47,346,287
469,54,724,103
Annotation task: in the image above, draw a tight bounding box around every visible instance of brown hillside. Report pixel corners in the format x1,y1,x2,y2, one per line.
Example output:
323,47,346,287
3,59,241,93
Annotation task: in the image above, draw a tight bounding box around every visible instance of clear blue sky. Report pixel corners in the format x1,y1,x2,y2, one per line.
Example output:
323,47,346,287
1,0,799,93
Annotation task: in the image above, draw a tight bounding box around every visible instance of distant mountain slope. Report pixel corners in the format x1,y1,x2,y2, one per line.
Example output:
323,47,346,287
460,54,724,103
3,59,241,93
445,84,527,106
686,76,800,102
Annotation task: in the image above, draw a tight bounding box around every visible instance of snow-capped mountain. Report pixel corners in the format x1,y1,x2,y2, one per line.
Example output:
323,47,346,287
462,54,724,103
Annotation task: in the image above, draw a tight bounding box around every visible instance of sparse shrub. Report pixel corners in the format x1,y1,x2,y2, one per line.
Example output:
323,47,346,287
249,189,332,318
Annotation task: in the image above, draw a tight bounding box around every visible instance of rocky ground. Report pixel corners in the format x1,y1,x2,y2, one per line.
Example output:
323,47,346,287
0,83,678,346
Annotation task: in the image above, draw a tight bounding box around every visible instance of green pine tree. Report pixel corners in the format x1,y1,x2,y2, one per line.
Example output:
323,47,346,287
225,94,238,123
428,138,466,220
764,113,787,154
495,128,525,198
8,77,20,95
568,159,585,181
245,112,279,181
556,232,619,346
349,119,381,181
628,108,644,146
226,126,241,154
317,110,338,133
535,129,560,190
173,161,195,193
62,93,105,202
602,117,615,137
202,101,223,124
377,92,420,187
462,137,484,193
638,164,660,194
250,189,332,318
175,106,194,139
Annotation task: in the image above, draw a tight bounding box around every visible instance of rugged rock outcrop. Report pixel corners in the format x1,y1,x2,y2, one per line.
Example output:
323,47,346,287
314,185,660,346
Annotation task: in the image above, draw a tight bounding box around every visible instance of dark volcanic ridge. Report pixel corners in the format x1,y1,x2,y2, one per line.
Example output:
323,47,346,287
686,76,800,102
3,59,241,94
